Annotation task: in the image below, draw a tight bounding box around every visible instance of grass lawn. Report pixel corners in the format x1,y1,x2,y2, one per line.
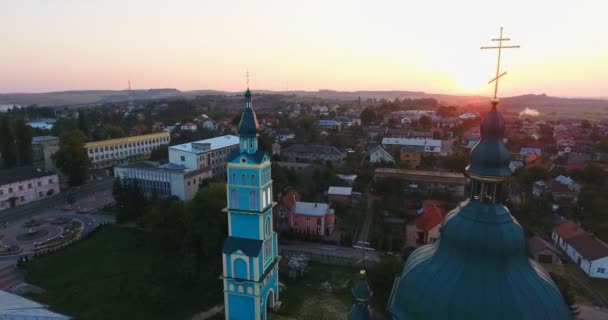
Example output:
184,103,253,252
23,225,222,320
273,263,389,320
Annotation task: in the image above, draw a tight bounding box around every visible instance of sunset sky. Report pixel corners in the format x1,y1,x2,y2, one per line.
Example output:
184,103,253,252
1,0,606,97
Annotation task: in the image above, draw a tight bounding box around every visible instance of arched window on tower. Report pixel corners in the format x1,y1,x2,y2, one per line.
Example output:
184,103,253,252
249,191,258,210
262,190,267,208
241,174,246,185
231,173,237,185
231,189,238,209
251,174,256,186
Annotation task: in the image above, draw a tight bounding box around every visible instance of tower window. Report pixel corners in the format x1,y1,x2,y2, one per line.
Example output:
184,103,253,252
249,191,258,209
251,174,256,186
241,174,247,185
231,173,236,184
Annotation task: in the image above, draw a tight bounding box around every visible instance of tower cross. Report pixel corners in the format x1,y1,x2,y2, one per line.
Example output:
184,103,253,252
245,69,250,89
481,27,519,102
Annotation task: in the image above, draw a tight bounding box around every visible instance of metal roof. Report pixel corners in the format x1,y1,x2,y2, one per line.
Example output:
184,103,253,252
294,202,331,217
328,186,352,196
0,290,71,319
381,137,441,148
169,135,239,154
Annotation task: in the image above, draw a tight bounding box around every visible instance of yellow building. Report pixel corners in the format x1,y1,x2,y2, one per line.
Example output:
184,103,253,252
85,132,170,169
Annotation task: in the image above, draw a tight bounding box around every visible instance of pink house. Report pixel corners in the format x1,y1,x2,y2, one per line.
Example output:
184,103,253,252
273,189,335,236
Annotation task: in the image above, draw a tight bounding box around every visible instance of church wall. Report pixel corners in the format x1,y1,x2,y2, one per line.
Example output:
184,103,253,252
229,213,261,239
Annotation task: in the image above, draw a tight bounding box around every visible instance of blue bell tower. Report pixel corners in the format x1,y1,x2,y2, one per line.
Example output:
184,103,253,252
222,88,279,320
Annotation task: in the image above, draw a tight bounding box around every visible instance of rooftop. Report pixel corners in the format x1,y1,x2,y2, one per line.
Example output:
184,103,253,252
382,137,441,148
567,233,608,261
169,135,239,154
0,290,71,319
554,219,585,240
374,168,466,183
0,166,57,185
32,135,59,143
294,202,331,217
282,144,345,156
328,186,353,196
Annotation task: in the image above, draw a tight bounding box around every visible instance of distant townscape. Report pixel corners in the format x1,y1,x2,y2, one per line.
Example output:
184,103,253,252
1,84,607,319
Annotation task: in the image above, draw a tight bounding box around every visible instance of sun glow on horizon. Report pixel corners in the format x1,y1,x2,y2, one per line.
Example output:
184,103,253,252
0,0,607,97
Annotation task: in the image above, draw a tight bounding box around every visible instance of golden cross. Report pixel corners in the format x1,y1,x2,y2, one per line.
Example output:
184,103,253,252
245,69,250,89
481,27,520,102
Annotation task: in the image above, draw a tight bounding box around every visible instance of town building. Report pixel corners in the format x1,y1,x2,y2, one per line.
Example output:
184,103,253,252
169,135,240,178
414,200,444,245
552,219,608,279
222,88,279,320
32,135,59,170
381,137,442,154
181,122,198,132
202,120,218,131
387,97,569,319
327,186,353,204
532,175,580,202
281,144,346,166
0,167,60,211
273,189,335,236
374,168,466,197
528,236,562,265
368,145,395,164
114,161,211,201
317,119,340,131
84,132,170,169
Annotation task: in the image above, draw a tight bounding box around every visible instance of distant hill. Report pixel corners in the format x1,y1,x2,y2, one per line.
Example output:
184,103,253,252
1,89,607,119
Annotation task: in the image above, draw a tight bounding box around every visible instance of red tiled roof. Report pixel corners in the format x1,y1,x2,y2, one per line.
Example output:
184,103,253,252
567,234,608,261
526,142,545,149
554,219,585,240
416,200,444,232
525,153,540,164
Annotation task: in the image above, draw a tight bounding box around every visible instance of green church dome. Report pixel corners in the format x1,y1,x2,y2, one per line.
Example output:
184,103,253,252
238,89,259,137
386,101,571,320
467,103,511,178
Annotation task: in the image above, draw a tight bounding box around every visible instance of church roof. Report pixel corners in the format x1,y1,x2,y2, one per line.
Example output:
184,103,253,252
227,149,269,164
223,236,262,257
387,102,571,320
238,89,259,136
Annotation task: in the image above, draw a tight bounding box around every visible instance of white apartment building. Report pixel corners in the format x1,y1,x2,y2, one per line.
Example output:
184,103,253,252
169,135,240,177
381,137,442,154
0,167,60,211
84,132,170,169
114,161,211,201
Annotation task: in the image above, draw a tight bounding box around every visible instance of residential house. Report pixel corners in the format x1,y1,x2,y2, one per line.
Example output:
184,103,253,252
317,119,340,131
374,168,466,197
181,122,198,132
327,186,353,204
369,146,395,164
520,147,542,157
552,219,608,279
381,137,442,154
273,190,335,236
0,167,60,211
532,175,580,202
528,236,562,265
415,200,444,245
202,120,218,131
276,131,295,142
566,153,590,170
281,144,346,166
366,126,386,139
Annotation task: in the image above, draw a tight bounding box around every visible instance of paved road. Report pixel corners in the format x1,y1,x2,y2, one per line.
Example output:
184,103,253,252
0,177,114,224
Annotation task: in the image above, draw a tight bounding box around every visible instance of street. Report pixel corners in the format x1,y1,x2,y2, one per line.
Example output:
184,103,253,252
0,177,114,225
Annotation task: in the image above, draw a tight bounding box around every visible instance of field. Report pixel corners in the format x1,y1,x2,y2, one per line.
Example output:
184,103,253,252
23,225,222,320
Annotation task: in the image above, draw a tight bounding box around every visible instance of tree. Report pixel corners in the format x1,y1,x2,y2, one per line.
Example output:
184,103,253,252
418,115,432,130
14,118,33,166
0,118,17,167
53,130,91,185
51,118,77,137
581,120,591,130
550,273,579,317
360,107,379,125
150,145,169,162
439,154,468,173
367,256,402,303
436,105,458,118
78,109,90,138
113,177,147,222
